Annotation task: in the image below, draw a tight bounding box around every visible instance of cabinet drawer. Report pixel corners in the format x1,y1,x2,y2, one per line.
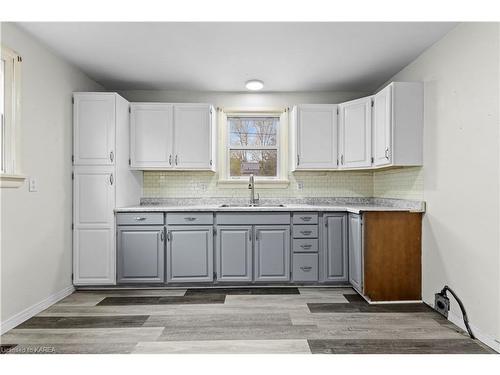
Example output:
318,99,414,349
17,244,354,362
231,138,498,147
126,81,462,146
293,238,318,253
293,225,318,238
293,253,318,282
167,213,213,225
292,213,318,224
116,213,164,225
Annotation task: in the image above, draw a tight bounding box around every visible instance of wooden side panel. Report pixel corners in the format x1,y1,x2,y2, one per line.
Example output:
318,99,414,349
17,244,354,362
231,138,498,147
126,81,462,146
363,212,422,301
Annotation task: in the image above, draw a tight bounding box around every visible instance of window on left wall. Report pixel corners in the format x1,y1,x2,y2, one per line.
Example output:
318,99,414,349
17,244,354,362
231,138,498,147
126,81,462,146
0,45,24,188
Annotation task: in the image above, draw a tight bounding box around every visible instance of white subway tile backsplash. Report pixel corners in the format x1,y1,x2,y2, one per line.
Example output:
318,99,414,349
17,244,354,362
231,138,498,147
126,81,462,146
143,167,424,200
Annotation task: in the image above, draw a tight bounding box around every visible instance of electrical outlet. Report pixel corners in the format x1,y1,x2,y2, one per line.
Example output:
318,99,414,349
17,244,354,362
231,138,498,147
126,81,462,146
29,177,37,192
199,183,207,192
296,181,304,190
434,293,450,317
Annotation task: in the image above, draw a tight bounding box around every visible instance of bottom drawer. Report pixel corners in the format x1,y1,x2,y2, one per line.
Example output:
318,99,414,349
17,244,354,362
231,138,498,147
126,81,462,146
293,253,318,282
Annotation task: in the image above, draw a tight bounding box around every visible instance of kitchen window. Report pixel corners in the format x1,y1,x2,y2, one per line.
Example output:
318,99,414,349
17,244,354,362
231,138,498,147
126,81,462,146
0,45,24,188
218,108,289,187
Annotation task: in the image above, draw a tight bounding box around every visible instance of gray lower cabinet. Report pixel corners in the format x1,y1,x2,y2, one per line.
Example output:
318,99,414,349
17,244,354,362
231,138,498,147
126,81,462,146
254,226,290,282
322,213,348,282
117,225,165,283
166,225,213,283
348,213,363,292
216,226,253,282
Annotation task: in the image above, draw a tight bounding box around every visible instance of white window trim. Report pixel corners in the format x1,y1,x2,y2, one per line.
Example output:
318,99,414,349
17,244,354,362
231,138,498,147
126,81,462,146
0,45,24,188
217,107,289,189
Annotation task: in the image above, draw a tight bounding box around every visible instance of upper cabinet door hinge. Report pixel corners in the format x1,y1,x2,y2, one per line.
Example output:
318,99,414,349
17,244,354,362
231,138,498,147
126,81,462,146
371,99,374,107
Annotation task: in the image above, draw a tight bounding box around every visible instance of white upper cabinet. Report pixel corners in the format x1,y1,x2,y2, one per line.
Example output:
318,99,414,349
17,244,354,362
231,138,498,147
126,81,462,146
73,93,116,165
130,103,174,169
372,82,423,167
290,105,338,170
338,96,372,169
373,85,392,166
130,103,215,171
174,104,214,169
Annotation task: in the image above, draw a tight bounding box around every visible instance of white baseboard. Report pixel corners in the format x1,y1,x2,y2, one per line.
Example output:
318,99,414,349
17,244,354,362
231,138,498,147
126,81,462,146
447,310,500,353
0,285,75,334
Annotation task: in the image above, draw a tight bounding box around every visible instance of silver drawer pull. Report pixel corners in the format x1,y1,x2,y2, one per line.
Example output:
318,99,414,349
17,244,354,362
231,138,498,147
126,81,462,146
300,230,312,235
300,244,312,249
184,217,197,221
300,266,312,272
135,217,146,221
300,217,312,222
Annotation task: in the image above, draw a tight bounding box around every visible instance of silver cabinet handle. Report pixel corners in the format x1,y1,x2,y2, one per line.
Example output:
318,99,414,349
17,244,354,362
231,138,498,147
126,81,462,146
300,244,312,249
109,173,114,185
300,230,312,235
175,155,178,165
109,151,114,163
169,154,172,165
385,147,390,159
166,231,171,242
300,216,312,222
160,231,164,242
297,154,300,166
341,154,344,165
135,217,146,221
184,217,197,221
300,266,312,272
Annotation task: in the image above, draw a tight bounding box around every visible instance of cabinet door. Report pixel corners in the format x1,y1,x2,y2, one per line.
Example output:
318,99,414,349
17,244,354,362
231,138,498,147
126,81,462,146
117,226,165,283
174,104,212,169
373,85,392,166
296,105,338,169
74,227,114,285
348,214,363,292
73,166,116,285
216,226,252,282
166,226,213,282
130,103,173,169
323,214,348,282
254,226,290,282
339,97,372,168
73,93,115,165
73,166,115,227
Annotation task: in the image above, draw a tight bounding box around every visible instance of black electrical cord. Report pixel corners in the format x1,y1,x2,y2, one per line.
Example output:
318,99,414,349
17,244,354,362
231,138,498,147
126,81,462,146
439,285,475,339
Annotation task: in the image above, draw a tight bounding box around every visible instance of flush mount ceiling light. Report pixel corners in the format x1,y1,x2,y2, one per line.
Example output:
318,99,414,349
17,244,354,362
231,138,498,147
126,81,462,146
245,80,264,91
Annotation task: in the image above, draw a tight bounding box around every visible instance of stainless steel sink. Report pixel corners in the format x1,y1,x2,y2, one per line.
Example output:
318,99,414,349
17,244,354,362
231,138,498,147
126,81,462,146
219,204,286,208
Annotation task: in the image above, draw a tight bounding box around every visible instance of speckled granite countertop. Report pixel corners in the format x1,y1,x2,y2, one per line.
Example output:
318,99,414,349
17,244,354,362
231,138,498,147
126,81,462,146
115,197,425,214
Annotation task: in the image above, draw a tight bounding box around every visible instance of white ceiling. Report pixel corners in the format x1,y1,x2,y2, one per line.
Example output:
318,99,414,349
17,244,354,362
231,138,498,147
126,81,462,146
18,22,456,92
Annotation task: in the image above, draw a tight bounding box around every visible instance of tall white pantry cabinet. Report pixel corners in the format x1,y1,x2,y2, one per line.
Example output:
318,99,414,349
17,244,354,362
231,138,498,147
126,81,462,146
73,92,142,285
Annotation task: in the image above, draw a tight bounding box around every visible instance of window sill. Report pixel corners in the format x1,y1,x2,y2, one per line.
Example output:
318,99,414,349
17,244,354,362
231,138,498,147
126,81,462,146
217,179,290,189
0,174,26,188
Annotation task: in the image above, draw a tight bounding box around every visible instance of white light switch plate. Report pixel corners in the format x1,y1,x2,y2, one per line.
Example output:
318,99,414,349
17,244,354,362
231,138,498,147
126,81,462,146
296,181,304,190
29,177,37,192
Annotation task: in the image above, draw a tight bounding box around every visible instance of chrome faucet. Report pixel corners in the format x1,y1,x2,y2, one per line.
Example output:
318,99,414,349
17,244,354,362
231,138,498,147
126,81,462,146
248,174,260,206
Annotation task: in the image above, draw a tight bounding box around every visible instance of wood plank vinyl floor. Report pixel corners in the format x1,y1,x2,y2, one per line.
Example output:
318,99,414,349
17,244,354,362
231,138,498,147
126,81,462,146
0,287,494,354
